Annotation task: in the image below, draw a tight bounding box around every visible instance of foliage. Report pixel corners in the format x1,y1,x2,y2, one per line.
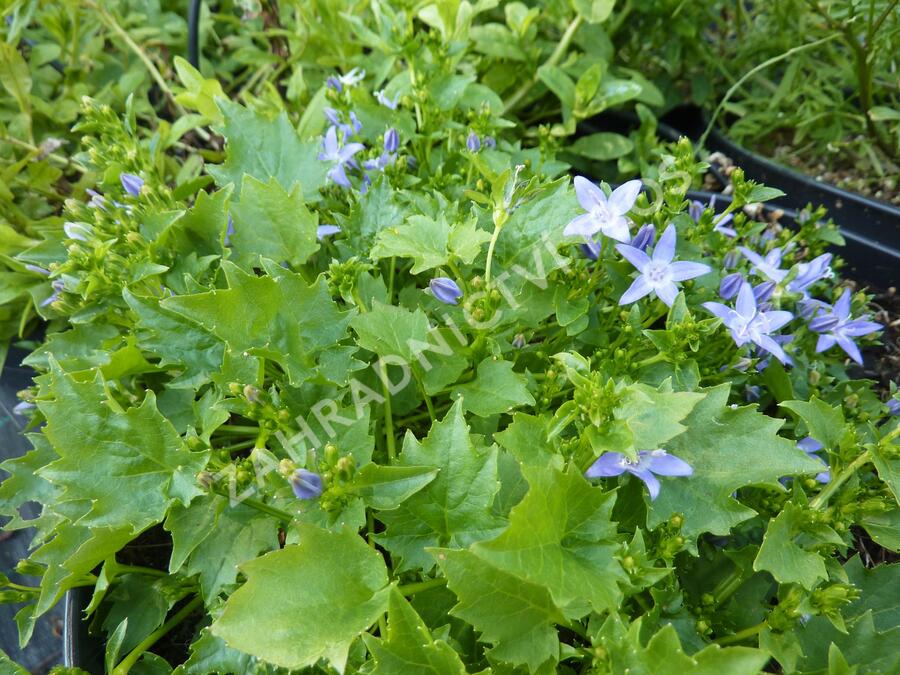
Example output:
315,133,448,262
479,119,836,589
0,1,898,674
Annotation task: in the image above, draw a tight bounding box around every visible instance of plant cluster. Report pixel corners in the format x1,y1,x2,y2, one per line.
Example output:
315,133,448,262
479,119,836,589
0,2,898,675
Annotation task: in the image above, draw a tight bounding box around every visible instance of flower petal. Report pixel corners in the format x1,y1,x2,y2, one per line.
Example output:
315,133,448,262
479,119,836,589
834,288,852,320
754,334,792,365
836,334,863,365
735,282,757,319
652,224,677,264
602,215,632,242
702,301,732,321
573,176,606,212
628,466,661,500
615,244,650,272
816,334,837,353
841,320,882,337
619,275,653,305
762,310,794,332
669,260,711,282
655,281,678,307
585,453,627,478
646,450,693,476
564,213,601,238
608,179,642,215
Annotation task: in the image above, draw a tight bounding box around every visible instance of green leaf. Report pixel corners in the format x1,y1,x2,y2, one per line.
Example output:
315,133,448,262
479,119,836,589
537,65,575,111
753,502,829,590
173,56,226,125
164,187,230,258
648,385,824,548
594,616,768,675
572,0,616,23
378,402,503,571
363,587,467,674
780,398,846,448
37,363,208,532
451,358,535,417
448,215,491,264
229,176,319,268
615,383,704,450
163,261,354,385
473,465,625,617
371,214,450,274
745,185,786,203
0,42,32,118
208,100,327,200
352,464,440,510
123,290,224,389
434,547,563,672
179,628,274,675
568,132,633,160
211,524,390,671
0,648,30,675
351,300,431,362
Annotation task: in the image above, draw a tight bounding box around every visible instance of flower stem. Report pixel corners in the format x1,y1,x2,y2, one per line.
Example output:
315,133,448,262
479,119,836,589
713,621,766,646
809,451,870,510
397,577,447,596
484,222,502,288
502,15,584,114
379,360,397,463
111,595,203,675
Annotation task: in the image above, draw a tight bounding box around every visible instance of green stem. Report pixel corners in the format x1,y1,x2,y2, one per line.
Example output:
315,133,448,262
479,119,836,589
397,577,447,596
111,563,167,578
502,14,584,114
713,621,765,646
484,222,502,288
111,596,203,675
711,565,745,606
809,451,871,510
215,425,261,435
634,352,667,368
699,33,840,149
209,483,296,522
379,361,397,463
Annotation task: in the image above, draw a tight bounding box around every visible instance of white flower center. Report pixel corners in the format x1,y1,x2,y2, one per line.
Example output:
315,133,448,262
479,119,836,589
645,261,671,286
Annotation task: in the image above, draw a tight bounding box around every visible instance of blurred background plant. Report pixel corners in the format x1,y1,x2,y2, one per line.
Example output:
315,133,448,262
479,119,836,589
617,0,899,203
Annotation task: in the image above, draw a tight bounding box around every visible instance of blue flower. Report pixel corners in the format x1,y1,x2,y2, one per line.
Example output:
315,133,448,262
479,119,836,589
580,240,601,261
713,212,736,237
327,68,365,92
723,249,741,270
631,224,655,252
719,272,744,300
887,399,900,416
808,288,881,365
384,128,399,153
318,126,365,189
429,277,463,305
63,221,92,241
120,173,144,197
466,132,481,152
375,89,400,109
483,136,497,149
564,177,641,243
788,253,833,295
324,108,362,137
40,279,65,307
224,215,234,247
317,224,341,240
616,224,711,307
753,280,776,303
364,129,400,171
797,437,830,483
12,401,35,416
739,246,788,283
24,264,50,276
689,196,735,236
290,469,324,499
703,281,795,365
585,449,693,500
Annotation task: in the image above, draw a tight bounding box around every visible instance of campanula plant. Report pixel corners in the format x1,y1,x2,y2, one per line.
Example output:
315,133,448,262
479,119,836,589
0,2,897,674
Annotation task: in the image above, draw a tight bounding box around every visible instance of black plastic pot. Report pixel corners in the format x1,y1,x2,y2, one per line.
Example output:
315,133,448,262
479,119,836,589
661,107,900,286
63,587,103,673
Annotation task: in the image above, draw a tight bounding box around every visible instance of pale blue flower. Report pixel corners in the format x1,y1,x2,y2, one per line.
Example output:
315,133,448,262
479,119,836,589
63,221,92,241
788,253,833,295
797,437,830,483
720,272,743,300
586,449,693,500
290,469,323,499
120,173,144,197
580,240,601,261
40,279,65,307
318,126,365,189
703,281,794,365
739,246,788,283
25,264,50,276
317,224,341,240
631,224,655,252
887,399,900,416
327,68,365,92
564,177,641,243
466,132,481,152
483,136,497,149
616,224,711,307
324,107,362,137
809,288,881,365
375,89,400,109
430,277,463,305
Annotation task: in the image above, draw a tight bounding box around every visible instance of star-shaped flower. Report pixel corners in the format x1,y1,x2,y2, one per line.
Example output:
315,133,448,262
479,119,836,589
564,177,642,243
808,288,881,365
318,126,365,188
616,224,711,306
586,449,693,500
